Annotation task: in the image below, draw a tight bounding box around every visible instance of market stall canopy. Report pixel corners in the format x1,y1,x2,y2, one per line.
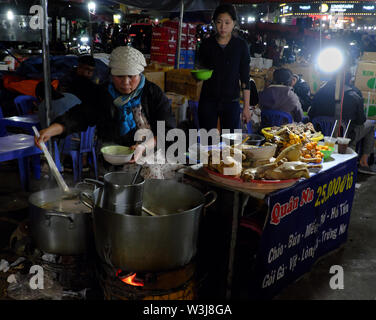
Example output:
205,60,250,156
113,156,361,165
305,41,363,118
112,0,220,12
223,0,325,3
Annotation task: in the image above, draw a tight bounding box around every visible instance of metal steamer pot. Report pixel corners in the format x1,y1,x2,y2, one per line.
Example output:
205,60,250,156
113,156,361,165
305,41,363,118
81,179,217,272
29,184,94,255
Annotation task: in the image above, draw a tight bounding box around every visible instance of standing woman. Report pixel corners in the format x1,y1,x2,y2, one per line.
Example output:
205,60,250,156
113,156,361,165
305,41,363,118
197,4,251,132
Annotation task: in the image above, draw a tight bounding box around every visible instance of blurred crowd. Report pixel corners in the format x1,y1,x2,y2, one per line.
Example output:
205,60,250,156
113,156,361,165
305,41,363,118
246,29,376,68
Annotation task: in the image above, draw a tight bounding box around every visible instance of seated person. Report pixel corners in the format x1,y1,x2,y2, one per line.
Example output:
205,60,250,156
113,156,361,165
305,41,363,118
309,75,376,174
291,73,312,112
36,82,81,129
258,68,304,123
59,55,99,106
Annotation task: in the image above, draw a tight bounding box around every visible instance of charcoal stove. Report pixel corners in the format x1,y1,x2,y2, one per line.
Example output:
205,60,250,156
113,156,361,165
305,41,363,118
31,250,97,292
10,220,100,296
97,261,199,300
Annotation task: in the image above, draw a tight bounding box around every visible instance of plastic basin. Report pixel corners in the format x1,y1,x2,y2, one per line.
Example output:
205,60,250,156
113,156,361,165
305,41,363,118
191,69,213,80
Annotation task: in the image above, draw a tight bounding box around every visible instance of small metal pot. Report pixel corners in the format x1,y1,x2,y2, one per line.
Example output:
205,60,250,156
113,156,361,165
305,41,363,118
29,187,93,255
102,172,144,215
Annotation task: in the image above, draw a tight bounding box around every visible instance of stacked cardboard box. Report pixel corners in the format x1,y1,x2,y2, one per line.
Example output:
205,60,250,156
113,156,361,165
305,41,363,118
165,69,203,101
144,70,165,92
355,58,376,117
362,90,376,117
162,21,197,69
360,51,376,62
150,26,178,66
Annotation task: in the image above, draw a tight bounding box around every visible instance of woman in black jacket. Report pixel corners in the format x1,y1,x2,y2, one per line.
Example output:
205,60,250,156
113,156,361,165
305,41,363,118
35,46,176,163
197,4,251,132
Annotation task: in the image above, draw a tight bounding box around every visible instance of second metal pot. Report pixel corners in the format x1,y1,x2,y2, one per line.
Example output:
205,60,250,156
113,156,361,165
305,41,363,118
29,188,92,255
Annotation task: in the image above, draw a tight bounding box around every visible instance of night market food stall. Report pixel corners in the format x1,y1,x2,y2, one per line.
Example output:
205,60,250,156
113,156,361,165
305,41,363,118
181,122,357,299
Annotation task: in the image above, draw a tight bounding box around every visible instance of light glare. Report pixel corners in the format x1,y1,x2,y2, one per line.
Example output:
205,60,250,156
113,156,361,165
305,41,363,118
317,47,344,73
7,10,14,20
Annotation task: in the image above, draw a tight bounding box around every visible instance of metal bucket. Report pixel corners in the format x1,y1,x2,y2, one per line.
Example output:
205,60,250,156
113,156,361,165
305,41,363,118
85,172,145,215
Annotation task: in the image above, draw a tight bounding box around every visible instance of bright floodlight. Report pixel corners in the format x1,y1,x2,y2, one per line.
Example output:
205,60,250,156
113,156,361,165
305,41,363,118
88,2,96,13
7,10,14,20
317,47,344,73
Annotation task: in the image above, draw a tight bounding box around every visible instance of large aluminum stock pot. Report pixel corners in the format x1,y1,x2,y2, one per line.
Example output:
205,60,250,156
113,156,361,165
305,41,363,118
29,187,93,255
82,180,217,272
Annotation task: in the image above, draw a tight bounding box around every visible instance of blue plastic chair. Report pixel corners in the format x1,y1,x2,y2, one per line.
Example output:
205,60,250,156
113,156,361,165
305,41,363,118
311,116,348,136
57,126,98,182
311,116,338,136
14,95,38,115
261,109,293,128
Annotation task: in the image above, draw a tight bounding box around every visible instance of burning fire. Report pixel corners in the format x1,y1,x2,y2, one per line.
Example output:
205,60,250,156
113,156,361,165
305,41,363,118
116,270,144,287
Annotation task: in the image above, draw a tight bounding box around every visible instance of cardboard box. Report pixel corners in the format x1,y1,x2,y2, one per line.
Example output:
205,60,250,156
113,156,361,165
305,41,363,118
284,63,322,94
145,62,174,72
165,69,203,101
162,21,188,35
355,61,376,91
360,52,376,62
151,40,177,54
361,90,376,117
188,23,196,36
165,92,188,124
152,27,177,41
144,71,165,91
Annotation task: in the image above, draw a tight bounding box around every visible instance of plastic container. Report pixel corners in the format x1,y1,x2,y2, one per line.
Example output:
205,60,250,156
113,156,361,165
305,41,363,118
324,136,337,149
319,146,334,160
337,137,351,154
190,69,213,80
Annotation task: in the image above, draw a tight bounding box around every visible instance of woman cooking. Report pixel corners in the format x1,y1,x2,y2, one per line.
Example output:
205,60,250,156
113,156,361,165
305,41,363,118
197,3,251,132
34,46,176,166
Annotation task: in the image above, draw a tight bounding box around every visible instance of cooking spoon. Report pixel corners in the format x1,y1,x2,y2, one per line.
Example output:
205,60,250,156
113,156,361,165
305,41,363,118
142,206,158,216
32,126,74,197
131,165,142,185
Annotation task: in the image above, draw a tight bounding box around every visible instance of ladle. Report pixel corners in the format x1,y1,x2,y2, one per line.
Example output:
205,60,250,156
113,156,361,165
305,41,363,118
131,165,158,216
32,126,72,196
131,165,142,185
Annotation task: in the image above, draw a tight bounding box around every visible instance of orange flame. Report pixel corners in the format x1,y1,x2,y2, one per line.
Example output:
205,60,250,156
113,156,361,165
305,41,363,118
118,272,144,287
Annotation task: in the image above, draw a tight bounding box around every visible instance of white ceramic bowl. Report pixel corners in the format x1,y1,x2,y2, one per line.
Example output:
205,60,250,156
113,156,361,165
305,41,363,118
241,144,277,160
101,145,134,165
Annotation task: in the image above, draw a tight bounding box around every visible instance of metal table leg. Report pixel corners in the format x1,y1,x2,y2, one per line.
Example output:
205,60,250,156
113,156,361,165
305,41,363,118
226,192,250,299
